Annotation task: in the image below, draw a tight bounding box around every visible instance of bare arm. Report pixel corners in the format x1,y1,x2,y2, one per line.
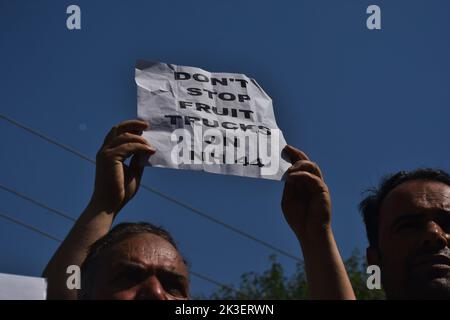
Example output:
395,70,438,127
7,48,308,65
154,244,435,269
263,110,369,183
281,145,355,300
42,120,155,299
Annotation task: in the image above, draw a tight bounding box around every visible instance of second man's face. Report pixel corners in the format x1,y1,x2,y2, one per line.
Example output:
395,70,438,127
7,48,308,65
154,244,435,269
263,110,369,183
376,180,450,299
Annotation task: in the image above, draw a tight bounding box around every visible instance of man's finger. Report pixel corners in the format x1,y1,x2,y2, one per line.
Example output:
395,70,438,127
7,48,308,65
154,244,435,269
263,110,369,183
283,145,310,163
109,142,156,161
108,132,153,149
288,160,323,179
102,120,149,147
129,153,146,182
286,171,328,194
115,119,149,135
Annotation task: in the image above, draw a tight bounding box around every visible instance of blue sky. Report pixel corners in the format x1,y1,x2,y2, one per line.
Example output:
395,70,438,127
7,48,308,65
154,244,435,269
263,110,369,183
1,0,450,297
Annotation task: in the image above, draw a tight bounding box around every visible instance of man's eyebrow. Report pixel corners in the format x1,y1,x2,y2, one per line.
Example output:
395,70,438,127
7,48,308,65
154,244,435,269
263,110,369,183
436,210,450,220
391,210,450,228
113,261,187,281
156,268,188,282
391,213,424,229
112,261,147,271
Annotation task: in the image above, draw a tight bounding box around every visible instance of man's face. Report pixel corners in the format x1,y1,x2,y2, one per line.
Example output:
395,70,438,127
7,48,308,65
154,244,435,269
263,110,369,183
370,180,450,299
89,233,189,300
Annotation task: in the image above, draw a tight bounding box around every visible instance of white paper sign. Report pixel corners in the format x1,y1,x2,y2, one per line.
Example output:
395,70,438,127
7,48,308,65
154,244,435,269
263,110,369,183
136,60,291,180
0,273,47,300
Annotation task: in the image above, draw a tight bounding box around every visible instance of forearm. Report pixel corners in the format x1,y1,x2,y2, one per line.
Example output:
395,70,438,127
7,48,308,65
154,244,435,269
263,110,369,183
299,228,356,300
42,198,116,299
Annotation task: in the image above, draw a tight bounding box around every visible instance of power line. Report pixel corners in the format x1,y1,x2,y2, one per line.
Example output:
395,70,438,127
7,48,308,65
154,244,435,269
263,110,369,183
0,113,300,262
0,114,95,164
189,271,235,293
0,184,76,222
141,184,300,260
0,210,236,292
0,212,62,242
0,180,299,263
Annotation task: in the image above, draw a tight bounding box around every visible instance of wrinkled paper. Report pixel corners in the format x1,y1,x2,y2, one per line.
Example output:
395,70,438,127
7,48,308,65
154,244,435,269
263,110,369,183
136,60,291,180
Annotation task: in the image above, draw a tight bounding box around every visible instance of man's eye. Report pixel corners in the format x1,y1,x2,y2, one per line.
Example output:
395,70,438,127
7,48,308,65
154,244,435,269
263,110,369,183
167,288,183,296
162,280,185,297
438,218,450,233
127,272,144,283
114,269,144,285
397,220,422,231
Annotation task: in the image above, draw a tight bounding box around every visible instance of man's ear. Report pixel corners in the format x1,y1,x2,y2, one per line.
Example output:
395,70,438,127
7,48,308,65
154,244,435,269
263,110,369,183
366,246,380,267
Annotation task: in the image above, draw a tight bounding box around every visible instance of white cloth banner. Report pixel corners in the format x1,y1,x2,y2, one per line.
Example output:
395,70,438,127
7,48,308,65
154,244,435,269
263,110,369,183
136,60,291,180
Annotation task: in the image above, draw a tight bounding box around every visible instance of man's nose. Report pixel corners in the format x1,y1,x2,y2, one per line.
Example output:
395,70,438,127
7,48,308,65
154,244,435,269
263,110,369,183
136,275,167,300
419,220,448,250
